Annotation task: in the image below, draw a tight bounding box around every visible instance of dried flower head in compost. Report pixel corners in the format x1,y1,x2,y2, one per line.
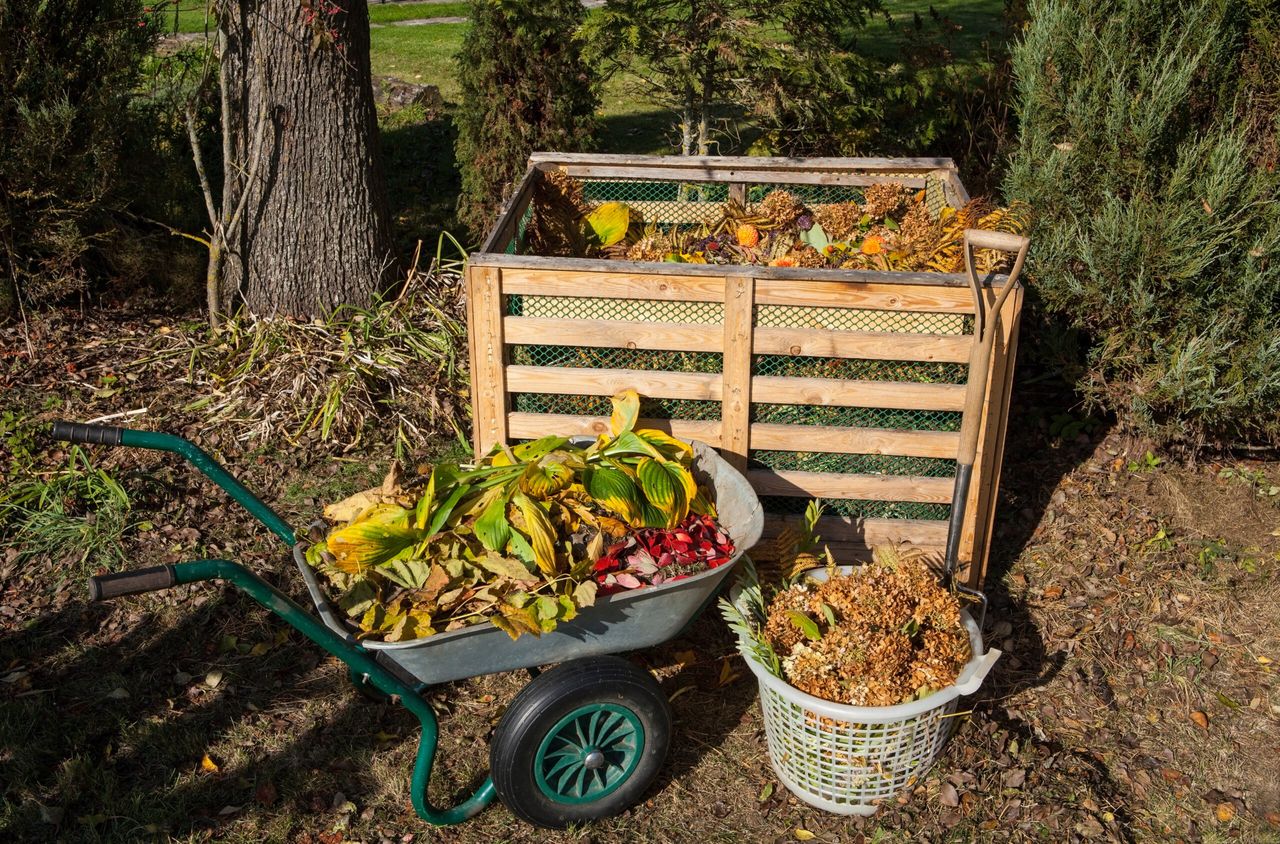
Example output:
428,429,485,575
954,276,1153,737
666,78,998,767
813,203,864,241
862,182,907,218
758,189,806,228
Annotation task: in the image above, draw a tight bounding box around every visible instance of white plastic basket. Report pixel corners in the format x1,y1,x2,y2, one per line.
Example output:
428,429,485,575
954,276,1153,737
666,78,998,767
734,577,1001,815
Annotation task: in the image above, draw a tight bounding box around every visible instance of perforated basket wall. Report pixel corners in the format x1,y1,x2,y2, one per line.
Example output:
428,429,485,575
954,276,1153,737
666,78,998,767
469,155,1023,587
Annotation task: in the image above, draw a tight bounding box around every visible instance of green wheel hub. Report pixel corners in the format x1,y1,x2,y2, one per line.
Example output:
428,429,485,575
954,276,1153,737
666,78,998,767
533,703,645,804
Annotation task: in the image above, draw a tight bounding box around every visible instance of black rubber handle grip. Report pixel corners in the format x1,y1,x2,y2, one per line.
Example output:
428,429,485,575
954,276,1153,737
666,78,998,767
51,420,124,446
88,565,176,601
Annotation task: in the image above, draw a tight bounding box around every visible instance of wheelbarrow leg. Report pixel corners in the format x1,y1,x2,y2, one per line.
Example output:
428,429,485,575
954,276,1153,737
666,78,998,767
89,560,497,825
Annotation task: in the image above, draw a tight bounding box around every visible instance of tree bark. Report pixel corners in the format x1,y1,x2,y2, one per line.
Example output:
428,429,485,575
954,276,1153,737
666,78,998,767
218,0,395,318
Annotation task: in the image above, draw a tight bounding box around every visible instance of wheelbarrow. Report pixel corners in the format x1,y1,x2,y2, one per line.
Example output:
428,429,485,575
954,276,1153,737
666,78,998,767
49,422,763,829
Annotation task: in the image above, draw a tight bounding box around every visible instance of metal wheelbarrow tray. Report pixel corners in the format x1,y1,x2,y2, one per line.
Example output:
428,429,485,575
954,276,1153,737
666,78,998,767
49,422,762,829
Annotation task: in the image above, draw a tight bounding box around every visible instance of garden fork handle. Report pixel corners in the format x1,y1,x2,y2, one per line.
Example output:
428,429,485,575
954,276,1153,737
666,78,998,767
943,230,1030,581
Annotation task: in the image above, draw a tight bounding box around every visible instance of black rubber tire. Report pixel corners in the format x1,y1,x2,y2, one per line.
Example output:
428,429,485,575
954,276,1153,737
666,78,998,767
489,656,672,828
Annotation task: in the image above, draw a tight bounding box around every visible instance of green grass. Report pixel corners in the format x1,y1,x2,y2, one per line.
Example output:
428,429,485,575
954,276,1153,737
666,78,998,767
369,22,468,100
151,2,471,36
855,0,1008,64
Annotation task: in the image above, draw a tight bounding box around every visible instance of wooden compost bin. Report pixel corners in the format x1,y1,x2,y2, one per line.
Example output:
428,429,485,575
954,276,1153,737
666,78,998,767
465,153,1023,589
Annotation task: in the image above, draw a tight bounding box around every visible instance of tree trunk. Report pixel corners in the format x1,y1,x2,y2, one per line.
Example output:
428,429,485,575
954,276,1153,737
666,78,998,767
218,0,395,318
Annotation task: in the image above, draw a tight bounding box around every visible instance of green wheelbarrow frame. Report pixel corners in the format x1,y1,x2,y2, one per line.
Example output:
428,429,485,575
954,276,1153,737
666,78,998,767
50,421,763,827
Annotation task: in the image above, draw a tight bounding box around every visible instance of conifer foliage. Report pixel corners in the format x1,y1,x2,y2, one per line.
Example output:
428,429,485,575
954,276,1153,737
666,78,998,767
454,0,599,241
1005,0,1280,446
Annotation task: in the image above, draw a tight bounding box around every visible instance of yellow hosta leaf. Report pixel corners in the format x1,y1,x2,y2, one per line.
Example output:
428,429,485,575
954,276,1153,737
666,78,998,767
323,487,387,523
610,389,641,436
584,202,632,247
519,455,574,498
634,427,693,458
325,504,420,574
513,491,559,575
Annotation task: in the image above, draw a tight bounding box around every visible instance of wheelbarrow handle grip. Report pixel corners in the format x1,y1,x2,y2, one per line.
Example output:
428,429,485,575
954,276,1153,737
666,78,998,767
50,420,126,446
89,565,177,601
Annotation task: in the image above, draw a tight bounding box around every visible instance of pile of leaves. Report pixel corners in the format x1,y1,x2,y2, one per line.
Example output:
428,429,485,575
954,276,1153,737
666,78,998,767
305,390,736,642
526,172,1028,274
723,521,972,707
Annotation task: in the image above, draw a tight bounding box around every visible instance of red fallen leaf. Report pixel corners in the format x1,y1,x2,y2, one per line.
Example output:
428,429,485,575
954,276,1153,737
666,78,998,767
255,781,278,806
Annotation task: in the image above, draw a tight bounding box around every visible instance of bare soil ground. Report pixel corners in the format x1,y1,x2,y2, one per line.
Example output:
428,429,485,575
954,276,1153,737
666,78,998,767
2,306,1279,843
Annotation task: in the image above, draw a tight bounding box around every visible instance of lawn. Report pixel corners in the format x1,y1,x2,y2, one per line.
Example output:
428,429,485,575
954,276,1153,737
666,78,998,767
152,1,470,35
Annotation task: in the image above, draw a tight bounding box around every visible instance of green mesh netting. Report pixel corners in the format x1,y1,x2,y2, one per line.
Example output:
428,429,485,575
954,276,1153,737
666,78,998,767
754,306,972,335
510,393,723,421
759,494,952,522
750,450,956,478
753,354,967,383
507,294,724,324
510,345,722,373
750,403,961,431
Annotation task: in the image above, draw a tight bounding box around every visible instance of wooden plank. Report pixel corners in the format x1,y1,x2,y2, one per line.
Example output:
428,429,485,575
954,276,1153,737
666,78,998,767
505,366,722,400
962,285,1024,589
470,253,1007,292
754,326,971,362
721,276,755,470
504,317,721,352
764,514,949,547
545,165,932,187
468,265,509,457
748,469,954,502
507,413,722,446
464,264,481,456
752,376,966,411
750,423,959,458
500,268,726,302
527,152,958,172
480,166,538,254
755,277,977,312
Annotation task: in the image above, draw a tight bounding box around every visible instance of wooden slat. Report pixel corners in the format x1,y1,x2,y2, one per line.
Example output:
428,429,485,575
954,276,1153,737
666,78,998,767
752,376,966,411
751,423,959,458
765,514,949,547
544,165,931,187
527,152,958,172
748,469,954,502
753,327,970,362
755,277,976,312
505,366,722,400
480,166,537,254
468,265,509,457
504,317,720,352
501,268,725,302
721,276,755,470
470,253,1002,292
507,413,722,446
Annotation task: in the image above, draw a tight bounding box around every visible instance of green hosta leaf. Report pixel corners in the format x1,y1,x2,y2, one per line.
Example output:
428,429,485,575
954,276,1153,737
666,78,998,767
585,464,643,525
799,221,830,252
636,457,691,527
787,611,822,642
507,530,535,564
884,217,900,231
599,430,662,459
584,201,631,247
380,557,431,590
326,505,420,574
610,389,641,436
513,491,559,575
425,483,471,536
474,491,512,552
475,552,538,583
413,469,437,530
819,602,837,626
518,454,575,498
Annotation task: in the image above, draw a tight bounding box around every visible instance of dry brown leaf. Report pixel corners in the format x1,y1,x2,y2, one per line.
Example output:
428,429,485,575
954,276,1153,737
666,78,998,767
1190,710,1209,731
939,782,960,807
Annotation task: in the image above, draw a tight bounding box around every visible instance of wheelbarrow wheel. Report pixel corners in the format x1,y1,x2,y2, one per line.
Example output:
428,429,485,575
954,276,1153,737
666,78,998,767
489,656,671,829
